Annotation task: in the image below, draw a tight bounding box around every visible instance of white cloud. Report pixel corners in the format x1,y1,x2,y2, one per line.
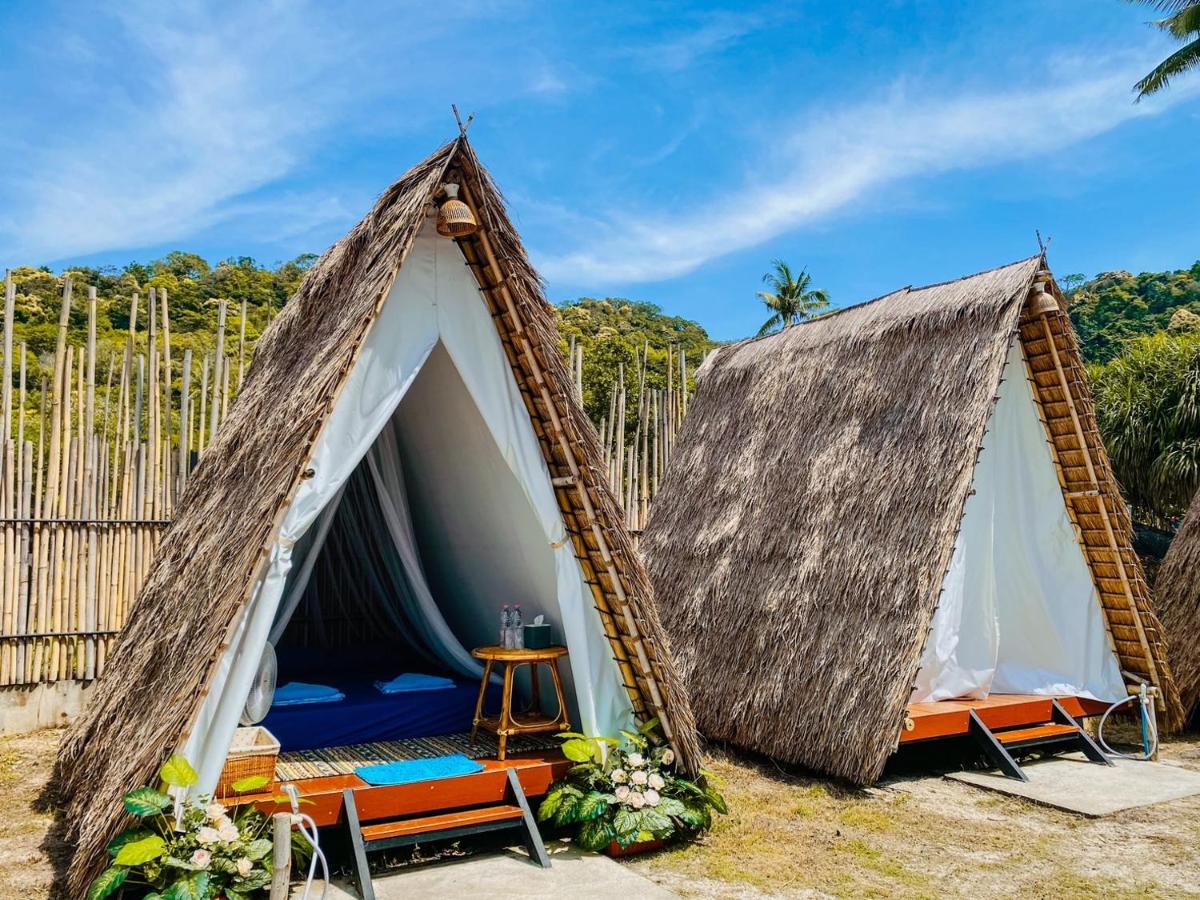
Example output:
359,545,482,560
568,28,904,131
537,53,1200,285
0,0,535,264
625,13,764,72
0,1,351,263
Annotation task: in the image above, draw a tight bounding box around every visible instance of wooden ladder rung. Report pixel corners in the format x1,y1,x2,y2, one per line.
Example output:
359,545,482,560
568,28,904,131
997,723,1078,744
360,804,524,842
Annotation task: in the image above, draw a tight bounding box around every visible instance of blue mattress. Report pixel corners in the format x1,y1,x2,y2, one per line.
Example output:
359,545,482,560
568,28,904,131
262,677,498,752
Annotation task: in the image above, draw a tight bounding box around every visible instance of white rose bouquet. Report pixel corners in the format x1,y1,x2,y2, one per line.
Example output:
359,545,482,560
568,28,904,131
537,720,727,853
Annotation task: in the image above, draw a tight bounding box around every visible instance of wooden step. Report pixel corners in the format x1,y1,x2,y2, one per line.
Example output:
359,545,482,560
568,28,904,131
360,804,524,843
996,723,1079,745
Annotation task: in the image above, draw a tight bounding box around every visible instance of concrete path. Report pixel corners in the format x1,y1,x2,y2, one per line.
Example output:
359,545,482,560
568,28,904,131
947,754,1200,816
290,844,678,899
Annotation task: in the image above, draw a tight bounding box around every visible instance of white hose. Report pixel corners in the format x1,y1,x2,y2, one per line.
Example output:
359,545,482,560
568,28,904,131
1096,683,1158,760
284,783,330,900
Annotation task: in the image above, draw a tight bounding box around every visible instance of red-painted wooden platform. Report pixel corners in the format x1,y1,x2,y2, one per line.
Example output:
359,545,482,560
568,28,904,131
241,751,570,829
899,694,1110,744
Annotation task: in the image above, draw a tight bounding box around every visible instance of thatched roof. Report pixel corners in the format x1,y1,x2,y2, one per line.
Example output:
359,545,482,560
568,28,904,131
55,137,698,895
641,257,1180,784
1156,493,1200,721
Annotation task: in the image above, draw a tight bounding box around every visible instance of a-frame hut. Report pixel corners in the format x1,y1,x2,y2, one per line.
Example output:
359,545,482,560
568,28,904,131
56,137,699,893
641,257,1180,784
1155,491,1200,724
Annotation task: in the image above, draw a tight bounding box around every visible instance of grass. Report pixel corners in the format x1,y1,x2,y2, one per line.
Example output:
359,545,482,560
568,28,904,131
630,736,1200,899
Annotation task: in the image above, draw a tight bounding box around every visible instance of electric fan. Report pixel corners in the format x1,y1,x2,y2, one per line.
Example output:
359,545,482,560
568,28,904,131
240,642,278,725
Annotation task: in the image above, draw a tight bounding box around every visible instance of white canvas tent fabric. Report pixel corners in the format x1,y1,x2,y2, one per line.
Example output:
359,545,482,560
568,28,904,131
912,340,1126,703
184,220,635,792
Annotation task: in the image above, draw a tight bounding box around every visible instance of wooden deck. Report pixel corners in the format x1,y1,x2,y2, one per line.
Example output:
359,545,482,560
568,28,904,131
900,694,1111,744
240,751,570,829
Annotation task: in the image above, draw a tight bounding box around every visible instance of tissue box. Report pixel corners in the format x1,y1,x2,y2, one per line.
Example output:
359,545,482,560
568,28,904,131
524,622,553,650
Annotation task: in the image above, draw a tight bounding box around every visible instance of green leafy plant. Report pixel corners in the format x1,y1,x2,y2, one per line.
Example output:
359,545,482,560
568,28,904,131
537,719,727,852
88,755,287,900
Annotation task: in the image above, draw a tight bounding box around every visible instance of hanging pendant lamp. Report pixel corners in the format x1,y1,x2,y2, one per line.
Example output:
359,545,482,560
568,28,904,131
1028,285,1059,317
436,183,477,237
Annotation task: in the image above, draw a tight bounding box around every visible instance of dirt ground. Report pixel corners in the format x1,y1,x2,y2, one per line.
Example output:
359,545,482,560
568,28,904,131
632,731,1200,900
4,727,1199,899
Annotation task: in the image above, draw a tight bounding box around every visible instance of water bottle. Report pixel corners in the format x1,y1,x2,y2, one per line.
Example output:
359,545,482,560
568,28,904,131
511,605,524,649
500,605,511,648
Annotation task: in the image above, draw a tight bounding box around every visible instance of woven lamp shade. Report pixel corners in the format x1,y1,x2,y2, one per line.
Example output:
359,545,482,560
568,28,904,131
437,183,477,237
1027,286,1059,317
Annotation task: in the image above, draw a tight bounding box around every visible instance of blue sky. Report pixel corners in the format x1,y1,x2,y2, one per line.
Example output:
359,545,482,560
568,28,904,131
1,1,1198,341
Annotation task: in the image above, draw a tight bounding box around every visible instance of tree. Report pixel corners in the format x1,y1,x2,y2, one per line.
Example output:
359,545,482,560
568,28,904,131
1090,329,1200,522
1132,0,1200,99
755,260,829,336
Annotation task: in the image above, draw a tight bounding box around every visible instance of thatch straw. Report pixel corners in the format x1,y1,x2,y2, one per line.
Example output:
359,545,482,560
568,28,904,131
54,137,697,895
641,257,1178,784
1156,493,1200,720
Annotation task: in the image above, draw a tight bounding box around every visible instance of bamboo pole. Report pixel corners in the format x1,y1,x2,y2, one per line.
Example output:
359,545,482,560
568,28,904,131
198,354,210,454
1,273,15,681
238,297,247,391
84,287,98,678
210,301,227,443
179,349,192,491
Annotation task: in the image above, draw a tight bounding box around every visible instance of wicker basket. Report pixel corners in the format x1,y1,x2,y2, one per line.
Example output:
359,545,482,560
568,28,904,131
215,726,280,798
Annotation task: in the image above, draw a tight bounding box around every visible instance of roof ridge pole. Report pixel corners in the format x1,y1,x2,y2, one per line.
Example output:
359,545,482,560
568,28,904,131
455,177,677,749
1031,289,1161,692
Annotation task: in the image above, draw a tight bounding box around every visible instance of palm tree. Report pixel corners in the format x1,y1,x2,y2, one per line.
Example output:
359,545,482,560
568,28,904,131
756,260,830,336
1132,0,1200,99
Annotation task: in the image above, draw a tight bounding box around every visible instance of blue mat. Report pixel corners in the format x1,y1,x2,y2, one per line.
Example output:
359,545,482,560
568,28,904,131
354,753,485,786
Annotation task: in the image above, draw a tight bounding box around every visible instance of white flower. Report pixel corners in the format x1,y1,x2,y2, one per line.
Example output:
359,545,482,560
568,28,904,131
661,749,675,766
630,769,648,786
196,827,219,846
205,802,227,822
629,791,646,809
190,849,212,869
644,789,660,807
217,821,240,843
614,785,631,802
236,857,254,877
648,773,665,791
611,768,628,784
627,752,645,767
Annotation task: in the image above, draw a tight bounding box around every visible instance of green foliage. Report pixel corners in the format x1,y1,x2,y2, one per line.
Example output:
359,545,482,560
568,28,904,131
160,754,199,790
537,724,727,853
86,866,128,900
113,834,166,866
755,259,830,336
89,755,287,900
1068,262,1200,363
1131,1,1200,98
1090,328,1200,522
555,297,716,441
123,787,172,818
2,252,316,451
229,774,270,794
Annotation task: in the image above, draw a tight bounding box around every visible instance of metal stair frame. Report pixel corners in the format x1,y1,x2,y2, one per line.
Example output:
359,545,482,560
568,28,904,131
344,767,551,900
968,702,1114,782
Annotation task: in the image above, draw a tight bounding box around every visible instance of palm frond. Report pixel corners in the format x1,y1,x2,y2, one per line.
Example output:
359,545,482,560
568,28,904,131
1136,35,1200,97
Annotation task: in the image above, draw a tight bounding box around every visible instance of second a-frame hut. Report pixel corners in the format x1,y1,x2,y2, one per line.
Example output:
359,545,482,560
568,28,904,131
642,257,1180,785
55,137,699,894
1155,491,1200,724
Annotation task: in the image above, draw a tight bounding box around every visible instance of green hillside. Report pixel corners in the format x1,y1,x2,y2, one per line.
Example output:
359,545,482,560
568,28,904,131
1067,261,1200,363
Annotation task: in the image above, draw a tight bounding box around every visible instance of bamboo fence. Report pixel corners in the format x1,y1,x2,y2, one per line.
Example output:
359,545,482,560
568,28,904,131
567,339,695,540
0,272,236,686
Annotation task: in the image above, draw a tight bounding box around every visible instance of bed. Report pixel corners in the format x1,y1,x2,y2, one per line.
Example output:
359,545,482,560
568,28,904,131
260,648,497,752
